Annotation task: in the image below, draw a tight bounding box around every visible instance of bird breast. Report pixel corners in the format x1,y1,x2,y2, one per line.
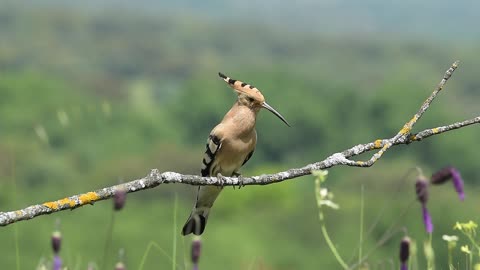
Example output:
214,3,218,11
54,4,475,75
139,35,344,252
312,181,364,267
214,129,256,176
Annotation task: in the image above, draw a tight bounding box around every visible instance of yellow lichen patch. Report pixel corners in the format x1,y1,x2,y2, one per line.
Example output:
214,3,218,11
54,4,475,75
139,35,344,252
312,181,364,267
374,140,383,149
399,116,419,135
78,192,100,205
43,201,59,210
356,161,364,166
431,127,439,134
58,198,76,207
43,197,76,210
399,127,407,135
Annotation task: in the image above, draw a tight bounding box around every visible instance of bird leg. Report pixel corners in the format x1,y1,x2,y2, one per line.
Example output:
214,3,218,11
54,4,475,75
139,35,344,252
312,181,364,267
216,173,228,187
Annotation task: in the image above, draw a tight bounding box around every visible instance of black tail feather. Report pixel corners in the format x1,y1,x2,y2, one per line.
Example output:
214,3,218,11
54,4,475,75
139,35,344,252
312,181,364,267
182,214,207,236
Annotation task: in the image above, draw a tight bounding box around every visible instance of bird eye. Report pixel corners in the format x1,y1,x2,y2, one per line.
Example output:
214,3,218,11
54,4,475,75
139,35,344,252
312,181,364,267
248,97,255,102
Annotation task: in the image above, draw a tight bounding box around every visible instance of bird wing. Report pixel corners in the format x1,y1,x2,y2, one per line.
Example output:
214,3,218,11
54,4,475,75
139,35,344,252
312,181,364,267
242,149,254,166
200,134,222,177
196,133,223,211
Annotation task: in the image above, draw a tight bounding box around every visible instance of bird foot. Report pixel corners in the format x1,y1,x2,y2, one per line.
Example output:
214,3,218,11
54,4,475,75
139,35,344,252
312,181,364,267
232,172,245,190
216,173,227,187
238,175,246,189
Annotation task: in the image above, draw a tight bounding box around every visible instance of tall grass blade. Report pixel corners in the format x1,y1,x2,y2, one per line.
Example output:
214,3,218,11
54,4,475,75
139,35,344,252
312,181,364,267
173,194,178,270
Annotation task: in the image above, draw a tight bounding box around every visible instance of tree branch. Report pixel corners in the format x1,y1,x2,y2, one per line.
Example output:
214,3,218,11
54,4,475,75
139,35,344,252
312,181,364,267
1,61,478,227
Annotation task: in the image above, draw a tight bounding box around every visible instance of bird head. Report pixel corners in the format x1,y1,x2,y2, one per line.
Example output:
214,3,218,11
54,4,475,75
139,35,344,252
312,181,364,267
218,72,290,127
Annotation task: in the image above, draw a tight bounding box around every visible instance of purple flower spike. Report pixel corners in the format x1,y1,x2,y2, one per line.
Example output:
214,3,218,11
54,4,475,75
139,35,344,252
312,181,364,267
430,166,465,201
114,188,127,211
53,255,62,270
431,166,453,185
399,236,410,270
450,168,465,201
422,205,433,233
192,237,202,270
51,231,61,254
415,178,429,204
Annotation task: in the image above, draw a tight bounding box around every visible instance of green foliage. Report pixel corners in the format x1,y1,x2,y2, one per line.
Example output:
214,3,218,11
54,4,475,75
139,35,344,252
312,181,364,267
0,3,478,270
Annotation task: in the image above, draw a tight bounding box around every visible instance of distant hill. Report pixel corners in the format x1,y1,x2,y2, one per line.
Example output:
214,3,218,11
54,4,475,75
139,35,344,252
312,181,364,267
20,0,480,41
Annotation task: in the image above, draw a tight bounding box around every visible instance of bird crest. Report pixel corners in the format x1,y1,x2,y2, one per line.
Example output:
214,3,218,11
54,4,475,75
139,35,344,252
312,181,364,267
218,72,265,103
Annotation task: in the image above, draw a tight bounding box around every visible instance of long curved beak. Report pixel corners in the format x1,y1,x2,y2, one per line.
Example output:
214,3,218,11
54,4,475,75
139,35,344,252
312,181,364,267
262,102,290,127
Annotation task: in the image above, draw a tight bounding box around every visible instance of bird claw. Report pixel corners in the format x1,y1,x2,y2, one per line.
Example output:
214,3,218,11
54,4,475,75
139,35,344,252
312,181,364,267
231,173,245,190
237,175,246,189
216,173,227,187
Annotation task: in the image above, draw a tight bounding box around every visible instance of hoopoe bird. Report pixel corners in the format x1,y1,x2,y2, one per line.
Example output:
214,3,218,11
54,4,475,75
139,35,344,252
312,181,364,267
182,72,290,236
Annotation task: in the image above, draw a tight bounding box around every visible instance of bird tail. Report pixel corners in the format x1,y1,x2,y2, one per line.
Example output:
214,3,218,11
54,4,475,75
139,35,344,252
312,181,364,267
182,186,222,235
181,208,209,236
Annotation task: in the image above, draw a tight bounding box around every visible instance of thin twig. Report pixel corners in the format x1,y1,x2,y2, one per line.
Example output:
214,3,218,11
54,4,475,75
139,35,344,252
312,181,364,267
341,60,459,167
0,61,478,227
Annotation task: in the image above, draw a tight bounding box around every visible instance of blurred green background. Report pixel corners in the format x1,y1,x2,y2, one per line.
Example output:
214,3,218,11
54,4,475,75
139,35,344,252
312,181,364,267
0,1,479,269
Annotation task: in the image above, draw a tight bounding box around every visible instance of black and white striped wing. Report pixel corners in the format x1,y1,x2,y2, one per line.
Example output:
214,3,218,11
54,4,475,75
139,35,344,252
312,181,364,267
242,150,254,166
200,134,222,177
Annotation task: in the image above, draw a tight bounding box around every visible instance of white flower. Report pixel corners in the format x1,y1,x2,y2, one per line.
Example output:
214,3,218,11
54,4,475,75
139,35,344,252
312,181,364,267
319,199,339,209
442,235,459,242
314,170,339,210
319,188,328,198
318,188,339,209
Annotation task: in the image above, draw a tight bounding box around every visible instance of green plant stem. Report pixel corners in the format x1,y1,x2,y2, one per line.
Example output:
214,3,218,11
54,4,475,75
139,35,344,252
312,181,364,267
465,234,480,252
465,253,469,270
138,241,179,270
11,152,20,270
349,201,414,268
447,246,453,269
359,185,364,267
425,233,435,270
469,249,473,270
348,168,416,265
320,224,349,270
411,239,418,270
173,194,178,270
365,168,417,237
14,224,20,270
101,210,116,270
314,174,348,270
181,236,188,270
447,240,456,270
